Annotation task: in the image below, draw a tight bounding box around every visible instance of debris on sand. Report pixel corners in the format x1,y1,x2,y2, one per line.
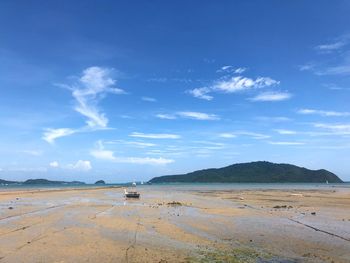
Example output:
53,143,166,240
167,201,183,206
311,212,316,215
273,205,293,209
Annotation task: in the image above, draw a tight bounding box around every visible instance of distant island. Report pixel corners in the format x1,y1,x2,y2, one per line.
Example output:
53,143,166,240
94,180,106,185
0,178,85,185
149,161,343,183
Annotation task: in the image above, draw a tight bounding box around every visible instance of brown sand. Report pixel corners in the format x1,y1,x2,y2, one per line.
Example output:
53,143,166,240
0,186,349,262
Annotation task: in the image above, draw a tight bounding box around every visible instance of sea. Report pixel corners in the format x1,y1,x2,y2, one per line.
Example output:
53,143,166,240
1,182,350,192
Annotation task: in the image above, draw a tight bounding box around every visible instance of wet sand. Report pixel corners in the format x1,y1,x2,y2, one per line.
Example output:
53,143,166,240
0,186,349,263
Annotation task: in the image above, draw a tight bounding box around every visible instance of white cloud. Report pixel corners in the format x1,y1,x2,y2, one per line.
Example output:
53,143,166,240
90,149,116,161
318,65,350,75
141,96,157,102
156,111,220,121
219,133,237,138
68,160,92,172
49,161,59,168
313,123,350,135
316,41,346,52
42,128,76,144
216,66,247,74
155,114,177,120
90,141,174,165
188,75,279,100
219,131,270,139
73,67,124,128
187,87,213,101
256,116,292,122
249,91,292,102
268,141,305,145
234,67,247,74
43,67,124,144
107,140,156,148
129,132,181,139
215,76,279,93
147,77,167,82
299,63,315,71
274,129,297,135
177,111,219,120
298,108,350,117
114,156,174,165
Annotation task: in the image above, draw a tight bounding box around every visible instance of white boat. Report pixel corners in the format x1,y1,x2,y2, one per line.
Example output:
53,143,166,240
124,188,140,198
132,182,137,187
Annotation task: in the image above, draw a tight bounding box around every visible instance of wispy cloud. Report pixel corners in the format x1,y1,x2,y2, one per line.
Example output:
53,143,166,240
219,133,237,138
188,74,280,100
216,66,247,74
302,34,350,75
187,87,213,101
214,76,279,93
298,108,350,117
155,114,177,120
299,63,315,71
72,67,125,128
42,128,76,144
316,41,346,52
90,141,174,165
256,116,292,122
219,131,270,139
274,129,297,135
106,140,156,148
249,91,292,102
141,96,157,102
156,111,219,120
313,123,350,135
268,141,305,145
43,67,124,144
177,111,219,120
45,68,121,142
129,132,181,139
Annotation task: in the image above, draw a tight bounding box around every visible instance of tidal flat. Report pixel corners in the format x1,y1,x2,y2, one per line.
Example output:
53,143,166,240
0,185,349,262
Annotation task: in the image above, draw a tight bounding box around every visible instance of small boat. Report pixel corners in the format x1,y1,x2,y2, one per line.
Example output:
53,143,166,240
124,189,140,198
132,182,137,187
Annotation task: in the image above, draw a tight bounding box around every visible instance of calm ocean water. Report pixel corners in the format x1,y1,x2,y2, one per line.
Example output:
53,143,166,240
1,182,349,191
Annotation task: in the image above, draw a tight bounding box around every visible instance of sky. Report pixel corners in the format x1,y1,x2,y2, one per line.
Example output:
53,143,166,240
0,1,350,183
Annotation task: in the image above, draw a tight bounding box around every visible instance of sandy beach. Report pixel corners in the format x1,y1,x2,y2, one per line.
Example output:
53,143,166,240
0,185,349,263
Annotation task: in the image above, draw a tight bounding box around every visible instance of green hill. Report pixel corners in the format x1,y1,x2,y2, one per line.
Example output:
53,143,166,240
23,179,85,185
149,161,343,183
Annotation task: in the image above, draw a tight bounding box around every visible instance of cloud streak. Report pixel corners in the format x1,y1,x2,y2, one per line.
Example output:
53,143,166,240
129,132,181,139
298,108,350,117
42,128,76,144
90,141,174,165
249,91,292,102
156,111,220,120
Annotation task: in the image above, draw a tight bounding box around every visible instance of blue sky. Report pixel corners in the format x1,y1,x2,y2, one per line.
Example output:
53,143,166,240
1,1,350,182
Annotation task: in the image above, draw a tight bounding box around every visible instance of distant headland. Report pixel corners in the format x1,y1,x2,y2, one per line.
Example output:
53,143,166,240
0,178,85,186
149,161,343,183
